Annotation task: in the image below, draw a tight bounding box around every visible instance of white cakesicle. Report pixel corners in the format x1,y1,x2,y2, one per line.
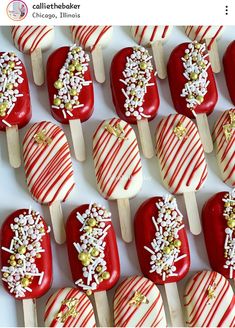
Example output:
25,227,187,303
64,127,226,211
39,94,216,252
213,109,235,187
185,26,225,44
131,26,172,45
184,271,235,327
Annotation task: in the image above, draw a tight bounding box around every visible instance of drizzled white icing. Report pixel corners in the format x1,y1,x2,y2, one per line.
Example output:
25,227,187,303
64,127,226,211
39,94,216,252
52,44,92,120
144,195,187,281
0,52,24,127
74,203,112,294
223,189,235,279
120,46,154,120
1,209,50,298
181,41,210,117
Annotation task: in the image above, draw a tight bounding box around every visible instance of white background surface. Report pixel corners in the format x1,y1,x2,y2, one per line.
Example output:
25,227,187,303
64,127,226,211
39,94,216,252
0,26,235,327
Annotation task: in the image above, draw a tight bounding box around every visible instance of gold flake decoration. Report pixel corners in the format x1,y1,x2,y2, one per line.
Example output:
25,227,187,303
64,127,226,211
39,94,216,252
207,283,217,303
223,110,235,141
173,122,187,140
56,298,79,323
34,130,52,146
105,123,127,140
129,291,149,307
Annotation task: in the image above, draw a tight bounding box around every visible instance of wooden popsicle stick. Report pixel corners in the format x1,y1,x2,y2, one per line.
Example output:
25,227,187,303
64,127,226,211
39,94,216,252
151,41,167,79
196,113,213,153
22,298,38,327
164,282,185,327
117,198,132,243
6,125,21,168
69,119,86,162
183,191,202,235
31,48,44,86
205,38,221,73
94,291,112,327
137,119,154,159
91,45,105,83
49,201,66,244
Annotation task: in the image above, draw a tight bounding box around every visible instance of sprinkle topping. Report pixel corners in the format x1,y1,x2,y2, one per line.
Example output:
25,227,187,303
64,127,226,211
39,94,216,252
105,122,127,140
207,282,217,303
181,41,210,117
1,209,50,298
223,189,235,279
129,291,149,307
144,195,187,281
34,130,52,146
120,46,154,120
0,52,24,127
52,45,92,120
223,110,235,141
173,121,188,139
56,298,79,323
74,203,112,296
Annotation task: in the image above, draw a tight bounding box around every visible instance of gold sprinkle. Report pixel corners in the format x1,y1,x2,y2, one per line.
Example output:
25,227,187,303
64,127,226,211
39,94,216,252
173,122,187,140
34,130,52,146
207,283,217,303
129,291,149,307
56,298,79,323
223,110,235,141
105,123,127,141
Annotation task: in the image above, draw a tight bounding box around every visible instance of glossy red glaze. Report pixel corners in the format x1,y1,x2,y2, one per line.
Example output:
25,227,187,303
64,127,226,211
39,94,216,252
110,47,160,124
0,53,31,131
66,204,120,292
47,46,94,124
134,197,190,284
202,192,234,279
167,42,218,119
223,41,235,105
0,209,52,300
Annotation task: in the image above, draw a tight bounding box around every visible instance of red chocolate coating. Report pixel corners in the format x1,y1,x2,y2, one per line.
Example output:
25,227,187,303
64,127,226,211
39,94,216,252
0,53,31,131
47,46,94,124
66,204,120,292
202,192,235,279
110,47,160,124
0,209,52,300
167,42,218,119
223,41,235,105
134,197,190,284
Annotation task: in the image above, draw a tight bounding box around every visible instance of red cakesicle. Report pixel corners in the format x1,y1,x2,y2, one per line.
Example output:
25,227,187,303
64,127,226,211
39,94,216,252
47,45,94,162
1,209,52,326
0,51,31,168
110,46,159,158
202,190,235,280
168,42,218,153
134,196,190,326
66,203,120,327
223,41,235,105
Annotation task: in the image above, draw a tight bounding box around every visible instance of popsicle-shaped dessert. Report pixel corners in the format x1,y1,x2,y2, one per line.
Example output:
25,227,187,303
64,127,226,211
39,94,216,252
44,287,96,327
168,41,218,153
202,190,235,280
131,26,172,79
213,109,235,187
47,45,94,162
11,26,54,86
184,271,235,327
0,51,31,168
224,41,235,105
70,26,112,83
66,203,120,327
156,114,208,235
110,46,159,158
134,196,190,326
1,208,52,327
185,26,224,73
23,121,75,244
114,276,167,327
93,118,143,242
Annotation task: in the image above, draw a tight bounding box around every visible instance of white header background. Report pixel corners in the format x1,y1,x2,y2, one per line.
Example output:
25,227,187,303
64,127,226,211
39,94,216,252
0,0,235,25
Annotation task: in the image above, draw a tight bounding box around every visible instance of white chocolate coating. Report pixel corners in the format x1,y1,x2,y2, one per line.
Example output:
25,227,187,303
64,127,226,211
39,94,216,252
156,114,208,194
185,26,225,44
23,121,75,205
114,276,167,327
44,288,96,327
184,271,235,327
131,26,172,45
93,118,143,200
11,26,54,54
70,26,112,51
213,109,235,187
